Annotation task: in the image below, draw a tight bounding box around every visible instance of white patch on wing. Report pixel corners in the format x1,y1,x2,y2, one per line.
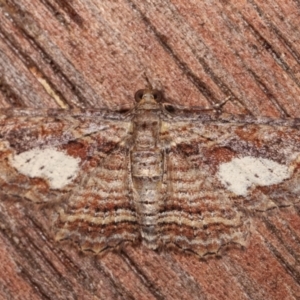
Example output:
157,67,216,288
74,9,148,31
217,156,291,196
10,147,80,189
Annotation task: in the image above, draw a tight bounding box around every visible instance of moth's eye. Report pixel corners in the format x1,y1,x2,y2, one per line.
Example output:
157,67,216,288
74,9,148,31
152,90,162,102
134,90,145,102
118,108,131,114
164,104,175,113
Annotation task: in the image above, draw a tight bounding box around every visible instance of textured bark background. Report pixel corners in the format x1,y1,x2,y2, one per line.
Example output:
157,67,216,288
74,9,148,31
1,0,300,299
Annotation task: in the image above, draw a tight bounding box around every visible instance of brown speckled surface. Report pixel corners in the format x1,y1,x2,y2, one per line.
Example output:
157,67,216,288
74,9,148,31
1,1,300,299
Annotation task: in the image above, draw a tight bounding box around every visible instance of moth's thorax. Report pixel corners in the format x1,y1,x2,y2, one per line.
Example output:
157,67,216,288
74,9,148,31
132,91,162,150
131,98,163,178
132,110,161,150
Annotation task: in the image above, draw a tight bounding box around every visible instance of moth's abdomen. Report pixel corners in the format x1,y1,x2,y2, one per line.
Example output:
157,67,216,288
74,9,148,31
131,149,164,249
132,175,162,249
131,109,163,249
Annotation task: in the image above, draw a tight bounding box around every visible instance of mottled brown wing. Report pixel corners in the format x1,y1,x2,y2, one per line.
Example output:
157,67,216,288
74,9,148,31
159,113,300,256
54,145,139,253
0,109,139,253
0,108,129,200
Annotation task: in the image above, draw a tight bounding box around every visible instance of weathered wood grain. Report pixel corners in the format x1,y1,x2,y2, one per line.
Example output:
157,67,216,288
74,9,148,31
1,0,300,299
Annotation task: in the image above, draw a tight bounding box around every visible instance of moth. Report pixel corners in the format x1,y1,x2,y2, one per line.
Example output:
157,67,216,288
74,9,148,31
0,89,300,257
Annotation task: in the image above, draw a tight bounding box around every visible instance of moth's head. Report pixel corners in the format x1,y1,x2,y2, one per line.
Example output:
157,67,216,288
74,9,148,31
134,89,162,109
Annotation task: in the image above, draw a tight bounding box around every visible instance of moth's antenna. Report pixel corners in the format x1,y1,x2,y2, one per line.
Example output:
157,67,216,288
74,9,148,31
143,72,153,90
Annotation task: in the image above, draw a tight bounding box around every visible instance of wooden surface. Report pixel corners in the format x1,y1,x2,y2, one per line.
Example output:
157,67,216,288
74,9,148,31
1,0,300,299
